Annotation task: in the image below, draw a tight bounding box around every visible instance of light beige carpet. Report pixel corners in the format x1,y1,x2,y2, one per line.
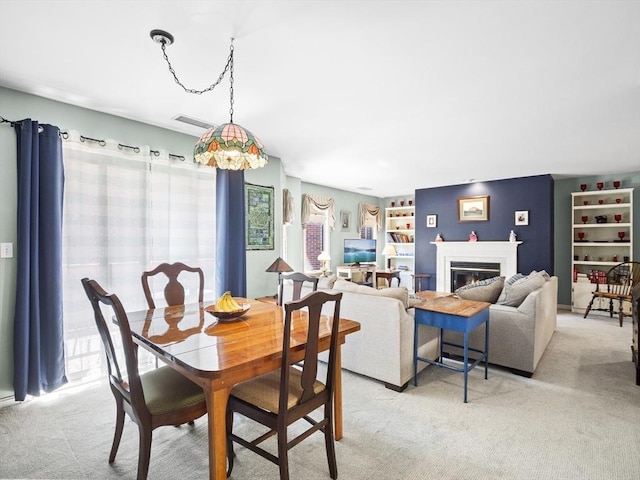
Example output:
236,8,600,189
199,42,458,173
1,311,639,479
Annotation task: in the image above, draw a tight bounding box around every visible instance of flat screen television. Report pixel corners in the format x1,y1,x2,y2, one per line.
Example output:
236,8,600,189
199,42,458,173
343,238,377,265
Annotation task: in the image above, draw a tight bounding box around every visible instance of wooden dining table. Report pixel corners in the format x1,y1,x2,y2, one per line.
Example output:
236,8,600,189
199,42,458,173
126,297,360,480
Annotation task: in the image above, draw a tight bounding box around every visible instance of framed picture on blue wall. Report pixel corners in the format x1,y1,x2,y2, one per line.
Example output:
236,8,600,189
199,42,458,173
457,195,489,222
515,210,529,226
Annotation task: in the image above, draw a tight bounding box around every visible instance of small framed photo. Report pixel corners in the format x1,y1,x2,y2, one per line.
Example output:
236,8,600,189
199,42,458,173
515,210,529,226
458,195,490,222
426,214,437,228
340,211,351,230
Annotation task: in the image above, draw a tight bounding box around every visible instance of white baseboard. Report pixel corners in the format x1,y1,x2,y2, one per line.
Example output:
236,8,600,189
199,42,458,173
0,394,17,409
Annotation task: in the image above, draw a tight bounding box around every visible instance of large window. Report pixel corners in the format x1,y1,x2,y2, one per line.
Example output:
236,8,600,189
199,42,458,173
61,133,215,384
301,194,335,273
304,212,328,271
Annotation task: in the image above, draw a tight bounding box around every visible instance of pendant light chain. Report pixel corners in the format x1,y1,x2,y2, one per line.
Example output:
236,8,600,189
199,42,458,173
159,39,234,96
151,29,268,170
229,41,234,123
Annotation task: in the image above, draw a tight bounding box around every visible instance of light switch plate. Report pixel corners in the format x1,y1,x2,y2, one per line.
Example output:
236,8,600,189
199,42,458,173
1,243,13,258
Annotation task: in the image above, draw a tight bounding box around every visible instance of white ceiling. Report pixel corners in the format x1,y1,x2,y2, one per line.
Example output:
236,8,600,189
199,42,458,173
1,0,638,198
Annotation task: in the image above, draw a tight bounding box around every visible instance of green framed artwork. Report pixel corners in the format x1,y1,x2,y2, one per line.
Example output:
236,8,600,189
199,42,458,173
245,182,274,250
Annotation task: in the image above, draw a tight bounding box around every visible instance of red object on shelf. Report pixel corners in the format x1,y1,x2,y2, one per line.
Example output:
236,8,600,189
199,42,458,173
589,270,607,284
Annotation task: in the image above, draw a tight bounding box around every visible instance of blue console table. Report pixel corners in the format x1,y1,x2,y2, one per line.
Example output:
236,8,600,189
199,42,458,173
414,292,490,403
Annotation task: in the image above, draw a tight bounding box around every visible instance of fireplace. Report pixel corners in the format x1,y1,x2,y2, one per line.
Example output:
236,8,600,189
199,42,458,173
450,261,501,291
431,241,521,292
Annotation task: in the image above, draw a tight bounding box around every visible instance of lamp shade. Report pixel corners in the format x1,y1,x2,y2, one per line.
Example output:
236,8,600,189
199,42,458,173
382,245,397,256
265,257,293,273
317,251,331,262
194,123,268,170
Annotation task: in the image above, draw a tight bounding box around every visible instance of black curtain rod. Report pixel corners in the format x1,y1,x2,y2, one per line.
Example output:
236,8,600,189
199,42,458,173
58,130,185,161
0,115,19,128
3,121,186,161
1,116,45,133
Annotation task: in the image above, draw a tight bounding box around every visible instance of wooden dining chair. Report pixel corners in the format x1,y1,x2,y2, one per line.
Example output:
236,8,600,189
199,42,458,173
277,272,319,306
226,290,343,480
81,278,207,480
583,262,640,326
141,262,204,309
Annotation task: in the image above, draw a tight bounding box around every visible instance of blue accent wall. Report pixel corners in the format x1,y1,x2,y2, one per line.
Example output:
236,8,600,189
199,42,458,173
415,175,554,286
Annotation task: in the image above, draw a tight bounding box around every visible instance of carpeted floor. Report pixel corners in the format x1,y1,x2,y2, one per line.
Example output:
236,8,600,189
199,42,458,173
1,311,639,479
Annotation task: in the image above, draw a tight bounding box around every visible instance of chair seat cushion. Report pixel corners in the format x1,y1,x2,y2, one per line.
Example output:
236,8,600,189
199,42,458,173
231,368,325,413
141,366,206,415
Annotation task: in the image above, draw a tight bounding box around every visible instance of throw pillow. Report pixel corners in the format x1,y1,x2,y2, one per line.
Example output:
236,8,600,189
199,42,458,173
333,279,374,294
496,273,527,303
376,287,410,309
455,276,505,303
317,274,337,290
496,273,546,307
407,296,425,308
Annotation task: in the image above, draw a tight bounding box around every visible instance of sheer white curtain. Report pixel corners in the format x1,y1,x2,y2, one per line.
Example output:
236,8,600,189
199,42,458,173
61,131,216,384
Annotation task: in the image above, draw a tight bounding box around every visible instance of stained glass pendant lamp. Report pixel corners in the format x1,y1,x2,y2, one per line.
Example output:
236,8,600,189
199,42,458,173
150,29,268,170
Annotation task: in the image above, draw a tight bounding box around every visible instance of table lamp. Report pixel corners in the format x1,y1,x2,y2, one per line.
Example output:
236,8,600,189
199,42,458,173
265,257,293,299
382,244,397,270
317,251,331,276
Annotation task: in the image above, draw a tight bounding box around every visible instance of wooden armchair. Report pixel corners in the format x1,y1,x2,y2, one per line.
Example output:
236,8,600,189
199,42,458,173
226,291,343,480
583,262,640,327
81,278,207,480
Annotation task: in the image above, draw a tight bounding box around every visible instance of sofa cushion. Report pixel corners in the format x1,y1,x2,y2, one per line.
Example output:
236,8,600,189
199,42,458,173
496,271,546,307
455,276,505,303
333,279,409,308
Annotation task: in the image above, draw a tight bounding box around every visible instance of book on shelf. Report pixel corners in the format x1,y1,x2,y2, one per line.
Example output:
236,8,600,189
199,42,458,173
387,232,413,243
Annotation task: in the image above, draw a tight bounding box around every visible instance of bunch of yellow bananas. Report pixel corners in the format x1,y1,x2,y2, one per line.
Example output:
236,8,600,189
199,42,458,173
214,291,243,312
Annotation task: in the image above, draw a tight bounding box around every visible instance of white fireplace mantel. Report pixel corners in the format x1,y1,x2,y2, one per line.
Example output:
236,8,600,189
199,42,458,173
431,241,522,292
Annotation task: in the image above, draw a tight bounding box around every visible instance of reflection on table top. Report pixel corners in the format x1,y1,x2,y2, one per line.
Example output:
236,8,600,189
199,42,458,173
126,298,361,378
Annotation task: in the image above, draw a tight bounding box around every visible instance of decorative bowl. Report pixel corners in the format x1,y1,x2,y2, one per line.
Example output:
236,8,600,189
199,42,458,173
205,303,251,321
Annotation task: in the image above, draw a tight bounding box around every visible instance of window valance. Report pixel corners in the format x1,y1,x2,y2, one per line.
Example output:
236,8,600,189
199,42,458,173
301,193,335,230
358,203,382,232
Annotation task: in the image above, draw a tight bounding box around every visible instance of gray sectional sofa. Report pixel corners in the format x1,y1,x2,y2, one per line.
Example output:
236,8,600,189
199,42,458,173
444,275,558,376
